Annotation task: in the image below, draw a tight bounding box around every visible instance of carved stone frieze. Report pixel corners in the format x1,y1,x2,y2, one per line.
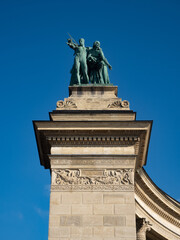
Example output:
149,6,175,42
51,168,134,191
56,100,77,109
107,100,130,109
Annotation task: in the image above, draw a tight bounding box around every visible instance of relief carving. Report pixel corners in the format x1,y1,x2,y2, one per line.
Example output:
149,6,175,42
56,100,77,109
107,100,129,109
52,168,134,191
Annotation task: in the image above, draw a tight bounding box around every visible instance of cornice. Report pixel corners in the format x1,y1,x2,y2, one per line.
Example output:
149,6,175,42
46,135,140,146
136,202,180,240
136,168,180,212
135,184,180,227
33,120,152,169
135,168,180,236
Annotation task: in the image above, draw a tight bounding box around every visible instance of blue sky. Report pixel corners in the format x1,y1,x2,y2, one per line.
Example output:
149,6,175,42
0,0,180,239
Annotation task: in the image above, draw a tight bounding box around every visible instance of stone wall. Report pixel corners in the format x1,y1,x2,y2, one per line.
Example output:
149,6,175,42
49,191,136,240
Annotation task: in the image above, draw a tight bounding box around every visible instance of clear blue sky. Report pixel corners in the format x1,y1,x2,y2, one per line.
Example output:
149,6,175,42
0,0,180,239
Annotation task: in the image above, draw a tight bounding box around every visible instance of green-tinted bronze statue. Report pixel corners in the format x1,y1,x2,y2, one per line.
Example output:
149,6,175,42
67,38,89,85
67,36,112,85
87,41,112,84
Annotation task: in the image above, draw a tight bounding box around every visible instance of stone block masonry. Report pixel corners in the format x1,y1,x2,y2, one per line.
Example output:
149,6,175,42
48,192,136,239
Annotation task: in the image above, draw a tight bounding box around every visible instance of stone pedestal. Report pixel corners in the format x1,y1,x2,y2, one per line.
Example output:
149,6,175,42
33,86,152,240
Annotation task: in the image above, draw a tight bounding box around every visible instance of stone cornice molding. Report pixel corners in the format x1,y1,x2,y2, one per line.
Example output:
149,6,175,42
33,121,152,169
135,169,180,239
46,135,140,146
136,168,180,216
136,202,180,240
49,110,136,121
135,184,180,228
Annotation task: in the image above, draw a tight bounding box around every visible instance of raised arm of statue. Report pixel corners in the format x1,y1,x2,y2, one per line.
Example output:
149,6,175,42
66,39,78,50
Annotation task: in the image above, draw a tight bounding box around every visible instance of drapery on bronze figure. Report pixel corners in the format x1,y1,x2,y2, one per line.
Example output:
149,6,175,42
87,41,112,84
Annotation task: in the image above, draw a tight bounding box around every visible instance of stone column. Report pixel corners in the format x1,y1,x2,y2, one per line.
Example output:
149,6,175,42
33,86,152,240
136,218,152,240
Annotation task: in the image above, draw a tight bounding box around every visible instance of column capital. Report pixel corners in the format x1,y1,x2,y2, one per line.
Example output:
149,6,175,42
136,218,152,240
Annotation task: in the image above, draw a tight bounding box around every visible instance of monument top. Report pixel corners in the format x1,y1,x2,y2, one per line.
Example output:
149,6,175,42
67,37,112,86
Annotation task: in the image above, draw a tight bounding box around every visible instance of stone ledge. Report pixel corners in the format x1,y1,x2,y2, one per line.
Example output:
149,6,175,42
69,85,118,97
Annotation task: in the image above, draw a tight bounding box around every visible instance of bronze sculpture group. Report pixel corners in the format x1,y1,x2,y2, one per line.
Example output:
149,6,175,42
67,38,112,86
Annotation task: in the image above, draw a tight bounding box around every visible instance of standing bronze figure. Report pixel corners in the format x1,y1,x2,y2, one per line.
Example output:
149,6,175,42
67,38,89,85
67,37,112,85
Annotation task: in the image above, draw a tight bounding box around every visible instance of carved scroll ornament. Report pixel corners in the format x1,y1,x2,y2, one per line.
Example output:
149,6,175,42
107,100,129,109
56,100,77,109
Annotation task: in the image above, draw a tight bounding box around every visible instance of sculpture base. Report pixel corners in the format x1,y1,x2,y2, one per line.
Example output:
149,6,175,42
55,85,130,111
